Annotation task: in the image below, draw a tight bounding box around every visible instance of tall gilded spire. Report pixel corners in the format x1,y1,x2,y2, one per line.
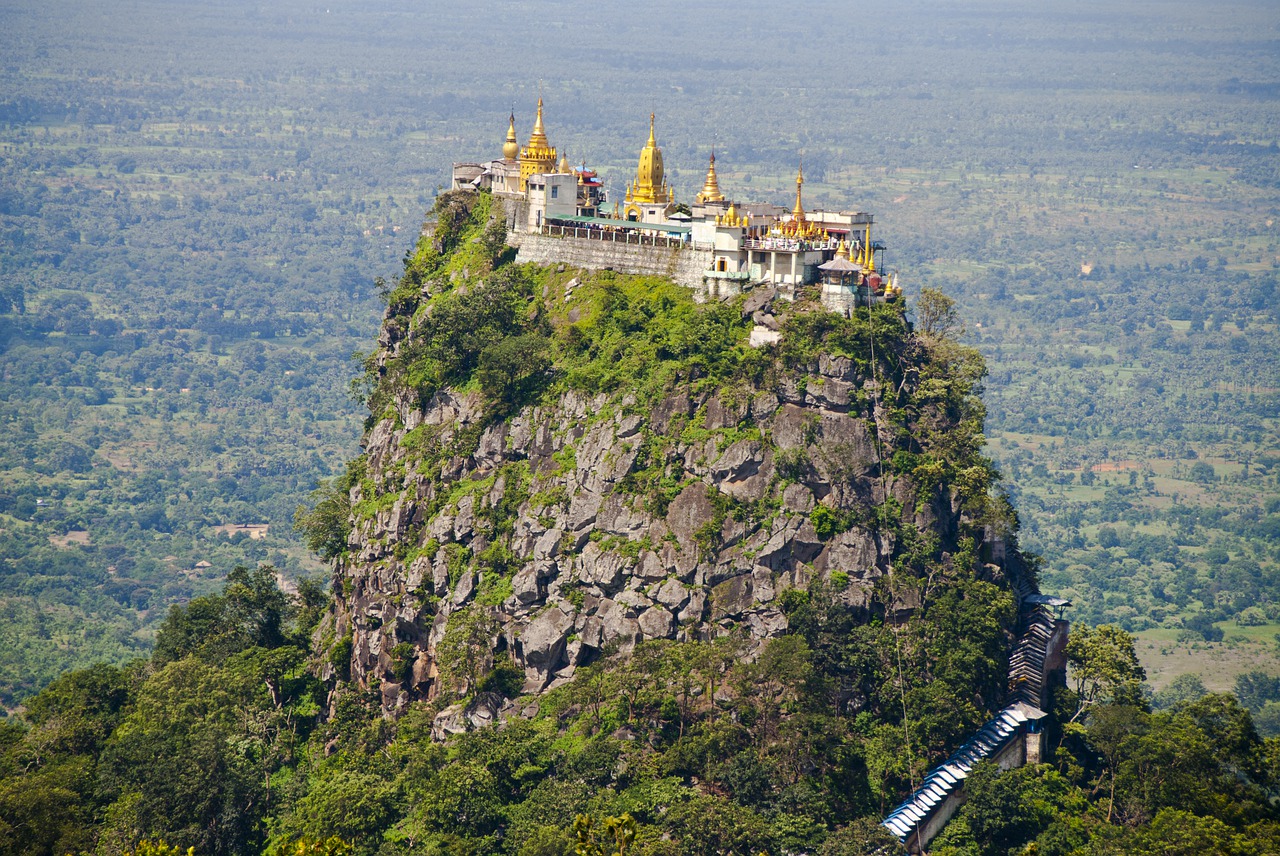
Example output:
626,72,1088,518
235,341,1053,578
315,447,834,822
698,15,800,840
503,111,519,160
696,149,725,204
625,112,671,206
528,97,549,149
792,163,806,221
518,97,557,191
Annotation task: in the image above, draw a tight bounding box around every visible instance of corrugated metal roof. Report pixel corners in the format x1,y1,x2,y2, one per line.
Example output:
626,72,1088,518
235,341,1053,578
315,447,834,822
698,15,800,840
882,702,1046,843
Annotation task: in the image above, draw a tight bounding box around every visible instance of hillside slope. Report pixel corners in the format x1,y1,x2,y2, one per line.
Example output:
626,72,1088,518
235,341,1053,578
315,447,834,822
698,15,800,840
313,191,1030,718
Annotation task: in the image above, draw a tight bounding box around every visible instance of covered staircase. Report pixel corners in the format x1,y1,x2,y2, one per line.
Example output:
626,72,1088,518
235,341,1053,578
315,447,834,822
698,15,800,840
881,586,1069,852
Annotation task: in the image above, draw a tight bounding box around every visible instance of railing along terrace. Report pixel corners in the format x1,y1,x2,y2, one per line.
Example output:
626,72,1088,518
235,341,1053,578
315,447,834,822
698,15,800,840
742,237,843,252
540,223,688,248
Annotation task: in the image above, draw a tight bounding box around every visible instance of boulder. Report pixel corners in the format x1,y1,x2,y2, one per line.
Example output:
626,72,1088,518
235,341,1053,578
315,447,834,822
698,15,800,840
464,692,509,729
451,568,475,605
596,598,641,652
432,702,469,741
741,285,777,316
711,574,754,620
666,484,716,546
638,606,675,639
512,563,541,605
534,528,563,558
580,541,627,591
520,605,574,678
746,608,788,638
654,578,690,610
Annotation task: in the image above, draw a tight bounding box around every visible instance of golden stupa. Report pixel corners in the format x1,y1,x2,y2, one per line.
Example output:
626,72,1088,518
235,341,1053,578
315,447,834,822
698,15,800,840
696,150,725,204
625,113,673,206
502,112,519,161
778,164,822,239
518,98,557,191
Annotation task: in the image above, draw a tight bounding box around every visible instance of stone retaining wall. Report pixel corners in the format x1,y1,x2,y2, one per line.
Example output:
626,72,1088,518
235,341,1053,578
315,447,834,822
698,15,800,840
513,232,713,290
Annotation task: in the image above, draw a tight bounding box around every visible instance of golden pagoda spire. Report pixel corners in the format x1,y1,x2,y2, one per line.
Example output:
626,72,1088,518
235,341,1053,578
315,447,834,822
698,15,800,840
792,163,806,221
503,111,519,160
696,149,725,204
558,152,571,173
528,97,549,149
518,97,557,191
836,238,849,260
625,111,671,206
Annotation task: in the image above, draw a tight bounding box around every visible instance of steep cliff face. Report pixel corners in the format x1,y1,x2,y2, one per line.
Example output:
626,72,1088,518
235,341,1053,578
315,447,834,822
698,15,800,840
322,193,1022,715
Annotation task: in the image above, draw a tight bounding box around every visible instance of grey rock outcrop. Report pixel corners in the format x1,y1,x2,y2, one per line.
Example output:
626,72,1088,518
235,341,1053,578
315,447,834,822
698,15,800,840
324,284,1016,716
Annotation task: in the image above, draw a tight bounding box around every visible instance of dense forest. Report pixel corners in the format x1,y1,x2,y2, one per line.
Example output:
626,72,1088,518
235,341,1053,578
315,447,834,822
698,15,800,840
4,564,1278,856
0,0,1275,760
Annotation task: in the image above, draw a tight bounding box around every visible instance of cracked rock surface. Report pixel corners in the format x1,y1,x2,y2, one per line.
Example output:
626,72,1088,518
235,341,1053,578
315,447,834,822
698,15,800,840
324,293,1011,716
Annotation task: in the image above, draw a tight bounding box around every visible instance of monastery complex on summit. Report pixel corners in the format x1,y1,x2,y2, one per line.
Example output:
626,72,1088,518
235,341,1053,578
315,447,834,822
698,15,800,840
451,100,901,316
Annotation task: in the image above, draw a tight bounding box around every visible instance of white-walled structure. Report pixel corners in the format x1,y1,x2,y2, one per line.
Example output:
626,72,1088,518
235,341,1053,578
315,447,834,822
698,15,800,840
452,104,902,313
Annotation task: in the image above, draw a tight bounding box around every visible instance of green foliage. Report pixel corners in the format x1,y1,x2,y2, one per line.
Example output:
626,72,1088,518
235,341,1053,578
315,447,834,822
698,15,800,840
478,333,553,415
265,837,355,856
930,762,1087,856
551,275,753,404
3,7,1278,855
1150,672,1208,710
477,655,525,699
294,458,364,562
153,564,295,664
572,813,636,856
817,818,905,855
378,263,544,415
288,769,400,852
810,504,856,540
3,579,1278,856
1234,670,1280,714
914,287,964,341
330,632,354,682
436,606,499,698
1064,623,1146,720
125,842,196,856
774,446,810,482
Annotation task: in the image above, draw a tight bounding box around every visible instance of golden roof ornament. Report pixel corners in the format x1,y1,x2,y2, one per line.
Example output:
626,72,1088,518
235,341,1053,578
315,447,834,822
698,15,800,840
792,163,806,221
518,97,557,191
503,112,519,160
626,112,671,205
836,238,850,259
696,150,725,204
528,97,549,149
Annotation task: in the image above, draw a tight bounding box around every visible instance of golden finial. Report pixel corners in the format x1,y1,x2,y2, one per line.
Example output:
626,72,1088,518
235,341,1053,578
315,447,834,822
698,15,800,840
630,112,670,205
518,97,557,191
558,152,571,173
697,149,725,204
792,162,806,221
528,97,548,147
836,238,849,259
503,111,519,160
